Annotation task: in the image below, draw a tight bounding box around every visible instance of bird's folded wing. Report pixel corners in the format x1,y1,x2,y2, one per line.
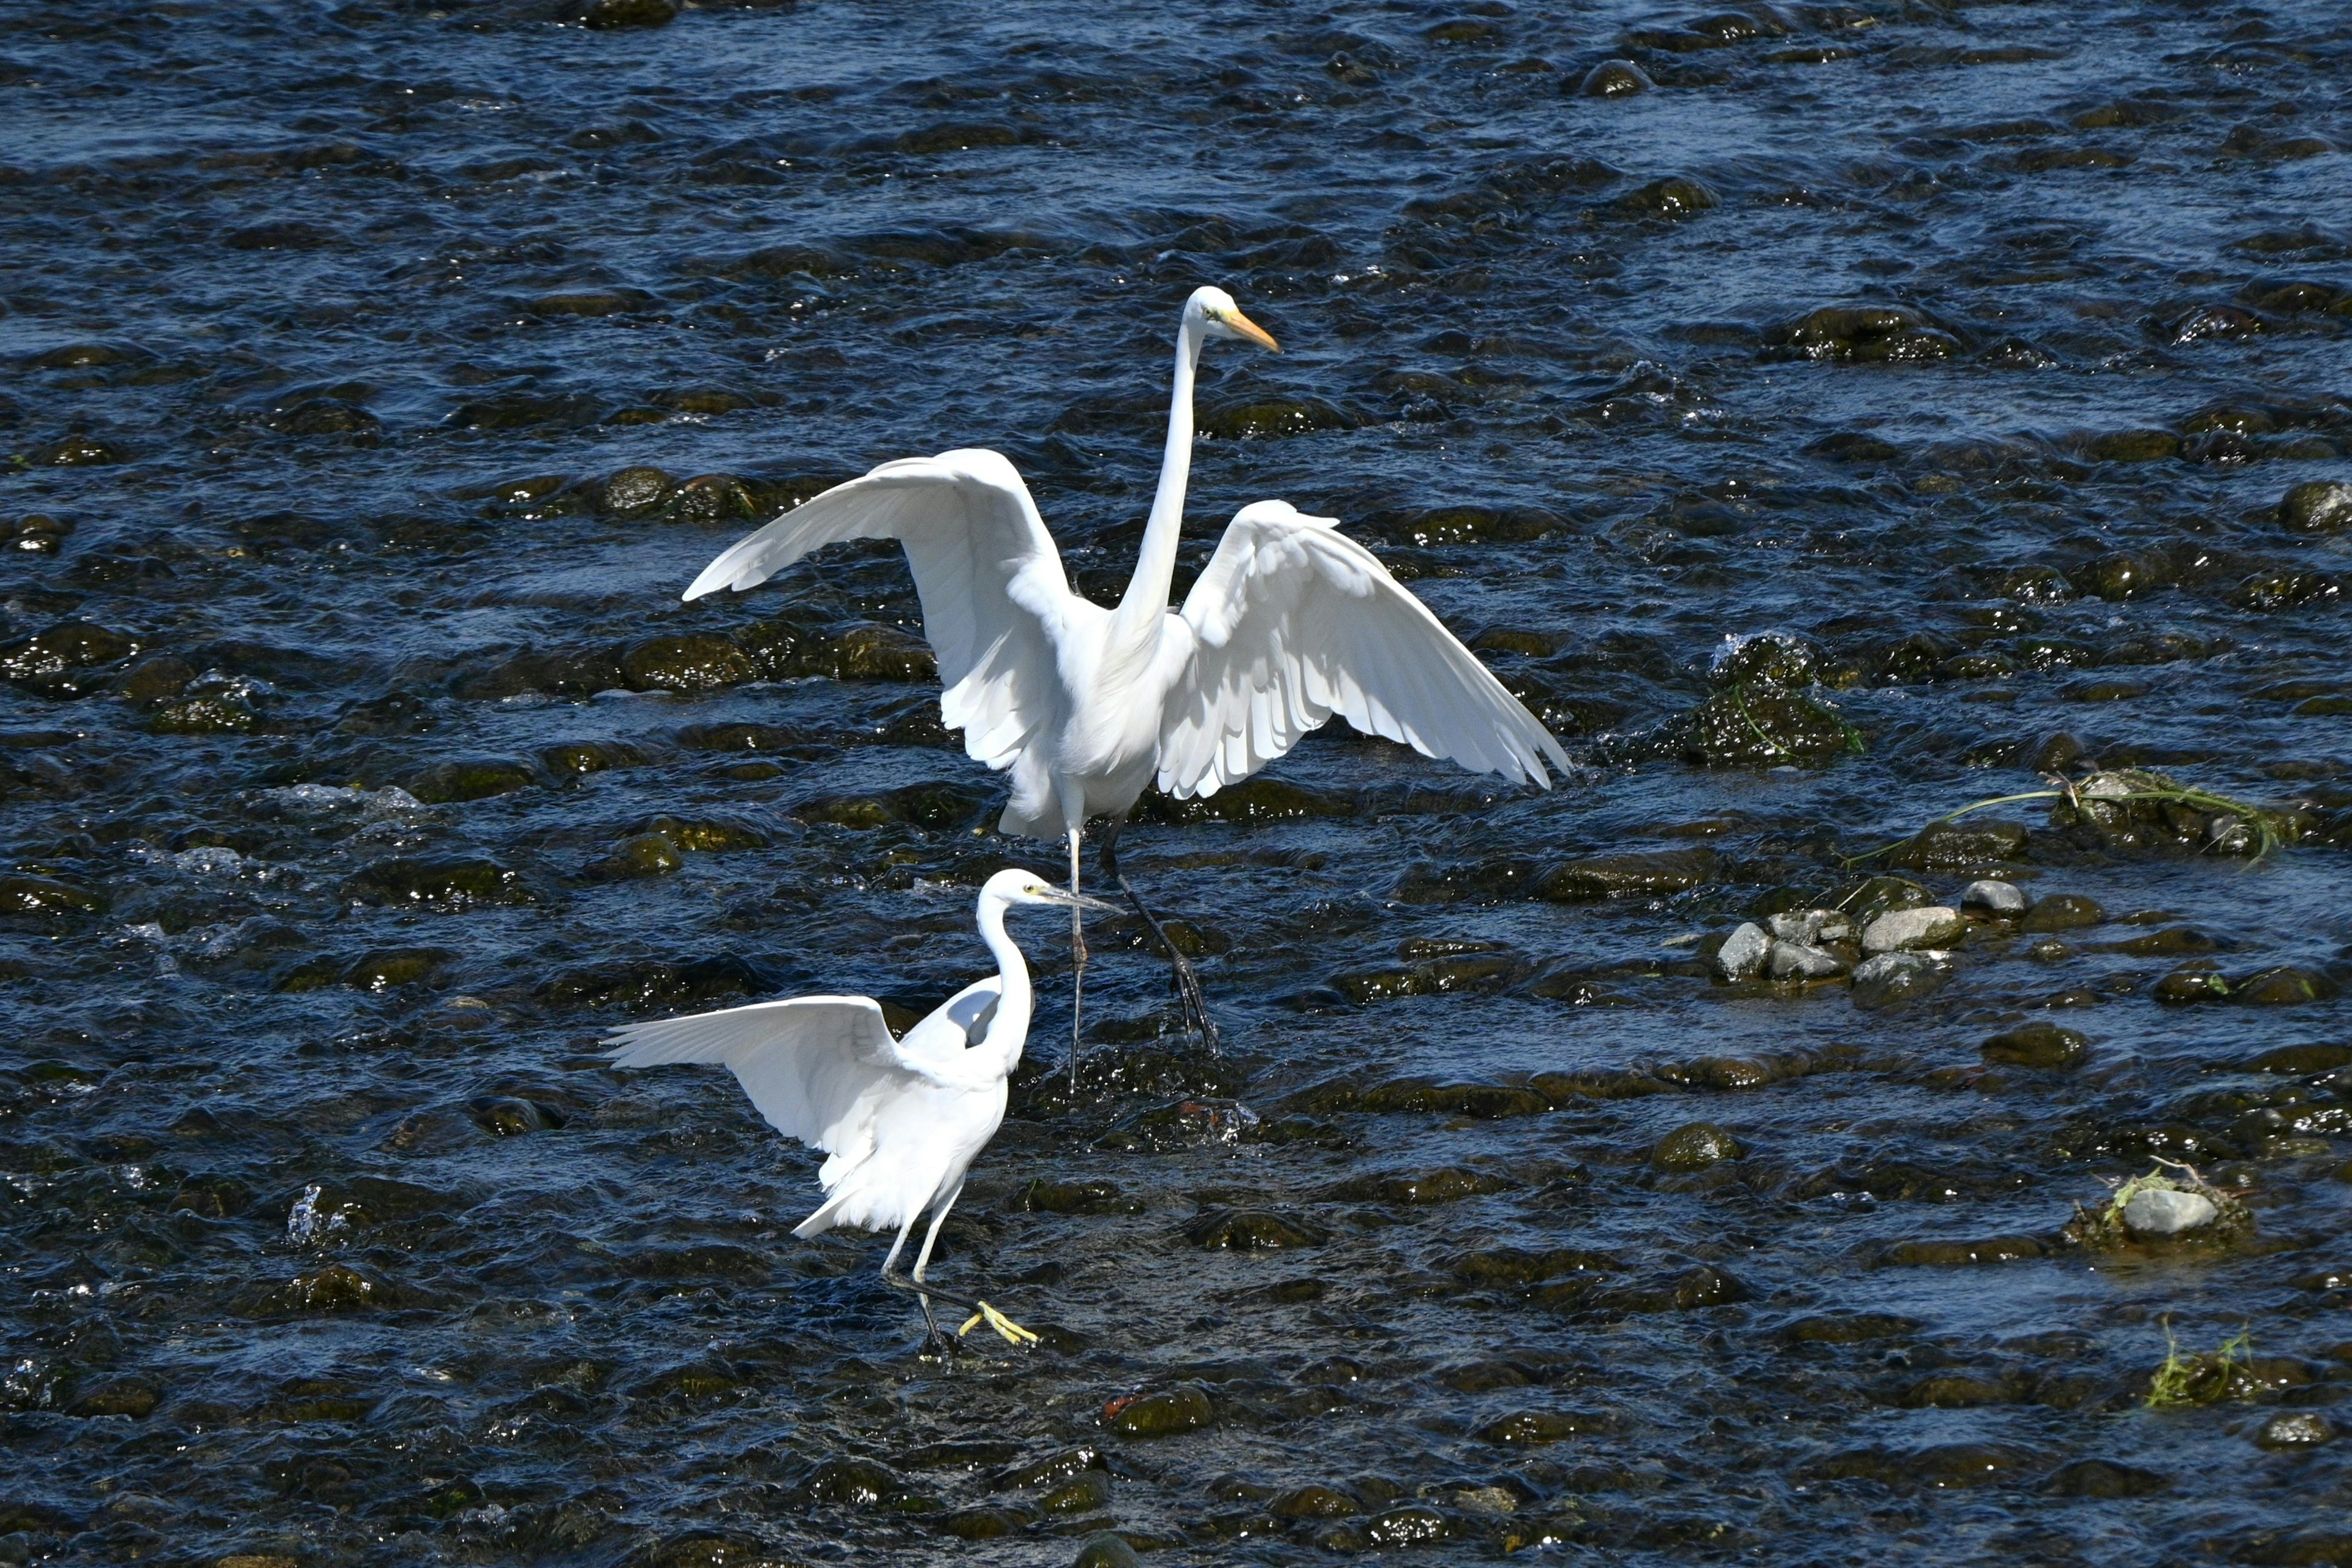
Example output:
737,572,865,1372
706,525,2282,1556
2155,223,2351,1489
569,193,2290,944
605,996,930,1155
1158,501,1573,800
682,450,1074,769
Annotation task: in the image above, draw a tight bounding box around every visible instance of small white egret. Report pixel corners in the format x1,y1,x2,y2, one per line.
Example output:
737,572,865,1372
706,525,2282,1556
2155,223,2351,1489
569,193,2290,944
685,285,1572,1066
605,868,1117,1349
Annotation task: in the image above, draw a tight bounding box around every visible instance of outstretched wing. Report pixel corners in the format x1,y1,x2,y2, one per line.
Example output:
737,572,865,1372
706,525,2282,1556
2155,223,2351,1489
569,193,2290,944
605,996,925,1161
1158,500,1572,800
684,450,1076,771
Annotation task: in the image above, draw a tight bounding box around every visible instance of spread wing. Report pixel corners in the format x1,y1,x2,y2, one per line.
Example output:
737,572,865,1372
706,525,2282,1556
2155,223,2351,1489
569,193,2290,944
1157,500,1572,800
684,449,1077,770
605,996,931,1159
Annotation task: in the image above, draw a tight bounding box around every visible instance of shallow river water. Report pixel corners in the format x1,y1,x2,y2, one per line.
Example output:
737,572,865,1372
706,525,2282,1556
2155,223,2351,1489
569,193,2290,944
4,0,2351,1563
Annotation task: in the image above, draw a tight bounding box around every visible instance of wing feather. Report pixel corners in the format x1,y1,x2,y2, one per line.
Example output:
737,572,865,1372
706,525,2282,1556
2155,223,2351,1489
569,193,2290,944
1159,501,1572,800
682,450,1076,775
605,997,925,1161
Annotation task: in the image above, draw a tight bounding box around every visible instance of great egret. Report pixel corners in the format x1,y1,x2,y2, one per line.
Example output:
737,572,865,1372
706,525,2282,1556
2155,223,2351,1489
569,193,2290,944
685,285,1572,1066
605,868,1117,1349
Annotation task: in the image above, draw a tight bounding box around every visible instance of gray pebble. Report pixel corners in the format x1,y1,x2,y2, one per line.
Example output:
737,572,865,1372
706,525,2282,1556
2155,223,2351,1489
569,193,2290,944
1961,879,2027,916
1863,906,1964,954
2120,1186,2217,1236
1716,921,1771,982
1769,941,1849,981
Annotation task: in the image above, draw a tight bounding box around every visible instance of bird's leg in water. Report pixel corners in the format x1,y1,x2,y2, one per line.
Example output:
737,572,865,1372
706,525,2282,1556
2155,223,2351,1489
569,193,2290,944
1067,827,1087,1092
1099,820,1221,1054
876,1213,949,1353
884,1184,1038,1349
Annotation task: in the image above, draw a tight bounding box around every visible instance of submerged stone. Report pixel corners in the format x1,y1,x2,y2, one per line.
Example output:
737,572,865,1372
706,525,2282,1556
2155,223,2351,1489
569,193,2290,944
1652,1122,1741,1170
2021,893,2104,931
1577,59,1654,96
1981,1022,2087,1069
1108,1385,1212,1437
1850,951,1948,1011
2279,480,2352,532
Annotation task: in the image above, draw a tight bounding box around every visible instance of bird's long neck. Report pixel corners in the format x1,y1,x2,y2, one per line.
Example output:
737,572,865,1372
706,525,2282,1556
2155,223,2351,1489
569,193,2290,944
974,894,1034,1074
1107,313,1205,654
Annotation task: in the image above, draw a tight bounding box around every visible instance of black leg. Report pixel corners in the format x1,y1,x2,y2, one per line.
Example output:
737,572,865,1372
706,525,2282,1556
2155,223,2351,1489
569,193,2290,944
1099,820,1221,1054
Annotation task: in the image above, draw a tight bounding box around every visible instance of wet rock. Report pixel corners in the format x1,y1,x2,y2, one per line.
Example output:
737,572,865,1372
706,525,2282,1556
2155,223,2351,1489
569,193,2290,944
1678,685,1855,766
583,832,682,881
1861,906,1962,954
1107,1385,1212,1437
2153,962,2231,1004
2085,428,2181,462
1071,1534,1142,1568
1768,941,1847,981
1652,1122,1741,1171
1765,305,1962,364
1477,1409,1612,1446
1199,398,1349,440
582,0,676,28
342,857,534,908
2044,1459,2169,1498
1361,1506,1454,1545
2122,1186,2216,1236
1012,1178,1140,1215
1714,921,1771,981
1981,1022,2086,1069
1358,1079,1551,1118
1875,1236,2045,1267
1536,847,1716,900
404,757,540,804
1,620,139,699
6,513,72,554
621,633,758,695
1838,875,1929,924
1040,1471,1112,1513
597,466,677,514
1850,951,1948,1011
1268,1483,1362,1519
1184,1208,1327,1250
66,1377,159,1419
32,433,124,466
804,1457,901,1506
1577,59,1654,96
1885,820,2028,871
2021,893,2103,931
2280,480,2352,532
2255,1412,2337,1449
1614,176,1717,219
2233,966,2333,1006
0,875,108,923
255,1263,387,1314
1962,879,2027,916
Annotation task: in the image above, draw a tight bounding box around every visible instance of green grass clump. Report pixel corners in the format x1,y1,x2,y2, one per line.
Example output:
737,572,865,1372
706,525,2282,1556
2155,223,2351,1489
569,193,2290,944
2146,1317,2255,1410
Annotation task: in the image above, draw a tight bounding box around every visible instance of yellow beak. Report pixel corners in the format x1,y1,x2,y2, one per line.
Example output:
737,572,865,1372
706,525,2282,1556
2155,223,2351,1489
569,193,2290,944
1226,309,1281,353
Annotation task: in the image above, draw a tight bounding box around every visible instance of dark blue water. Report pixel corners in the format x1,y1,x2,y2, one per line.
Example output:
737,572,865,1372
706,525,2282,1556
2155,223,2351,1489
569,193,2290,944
4,0,2350,1562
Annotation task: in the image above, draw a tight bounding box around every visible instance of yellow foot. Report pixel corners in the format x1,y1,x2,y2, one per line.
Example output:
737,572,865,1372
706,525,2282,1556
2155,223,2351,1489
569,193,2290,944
957,1300,1041,1346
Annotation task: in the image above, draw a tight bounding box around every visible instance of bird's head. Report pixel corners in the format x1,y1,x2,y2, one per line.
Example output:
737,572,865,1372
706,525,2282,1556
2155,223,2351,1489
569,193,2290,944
984,868,1121,914
1187,285,1281,352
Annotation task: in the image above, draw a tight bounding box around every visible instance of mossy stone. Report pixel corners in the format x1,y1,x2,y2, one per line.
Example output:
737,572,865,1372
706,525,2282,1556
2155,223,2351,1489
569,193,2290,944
586,833,683,881
1981,1021,2087,1069
621,633,758,693
1652,1121,1741,1170
2021,893,2104,932
2280,480,2352,532
1109,1385,1212,1437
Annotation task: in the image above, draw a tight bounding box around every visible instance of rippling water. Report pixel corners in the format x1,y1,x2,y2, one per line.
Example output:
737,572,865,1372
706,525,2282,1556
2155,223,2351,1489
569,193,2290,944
4,0,2350,1562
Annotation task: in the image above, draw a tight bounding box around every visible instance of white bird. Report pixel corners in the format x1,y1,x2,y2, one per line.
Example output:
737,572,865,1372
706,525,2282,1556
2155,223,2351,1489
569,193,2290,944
685,285,1572,1065
605,868,1117,1348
